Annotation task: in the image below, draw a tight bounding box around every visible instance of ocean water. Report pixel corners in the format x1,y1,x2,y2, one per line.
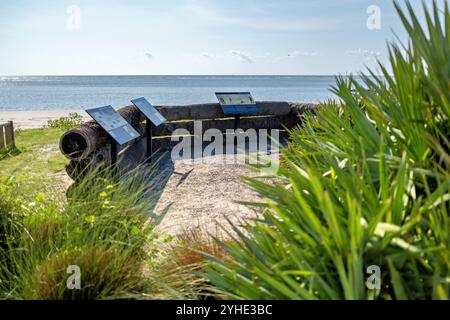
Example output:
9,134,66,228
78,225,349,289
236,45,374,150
0,75,339,112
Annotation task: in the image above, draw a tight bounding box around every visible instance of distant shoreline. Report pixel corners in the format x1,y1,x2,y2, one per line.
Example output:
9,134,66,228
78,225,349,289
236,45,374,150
0,109,88,129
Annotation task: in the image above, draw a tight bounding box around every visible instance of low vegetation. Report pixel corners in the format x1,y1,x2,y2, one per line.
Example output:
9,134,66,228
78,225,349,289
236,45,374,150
46,112,84,131
0,0,448,301
204,1,450,300
0,127,68,198
0,131,210,299
0,168,181,299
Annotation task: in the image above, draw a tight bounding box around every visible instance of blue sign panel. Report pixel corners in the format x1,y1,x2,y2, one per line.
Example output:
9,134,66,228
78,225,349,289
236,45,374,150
131,97,166,127
86,106,140,145
215,92,260,115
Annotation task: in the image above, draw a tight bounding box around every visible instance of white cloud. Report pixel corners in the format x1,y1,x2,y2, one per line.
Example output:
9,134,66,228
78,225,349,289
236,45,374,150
201,52,213,59
230,50,254,63
288,51,318,58
346,48,381,61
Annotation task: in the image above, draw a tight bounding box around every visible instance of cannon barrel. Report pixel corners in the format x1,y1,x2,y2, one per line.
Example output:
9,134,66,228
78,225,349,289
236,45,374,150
59,101,315,160
60,101,319,180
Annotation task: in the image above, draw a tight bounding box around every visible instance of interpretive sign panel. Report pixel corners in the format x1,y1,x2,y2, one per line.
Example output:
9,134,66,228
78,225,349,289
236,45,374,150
215,92,260,115
86,105,140,145
131,97,166,127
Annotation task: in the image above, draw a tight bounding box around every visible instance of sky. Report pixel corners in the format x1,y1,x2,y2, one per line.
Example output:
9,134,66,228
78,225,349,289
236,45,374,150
0,0,443,75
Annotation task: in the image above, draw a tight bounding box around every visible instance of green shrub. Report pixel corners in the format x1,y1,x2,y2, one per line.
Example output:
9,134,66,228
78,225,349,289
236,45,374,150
0,168,170,299
46,112,83,131
204,1,449,300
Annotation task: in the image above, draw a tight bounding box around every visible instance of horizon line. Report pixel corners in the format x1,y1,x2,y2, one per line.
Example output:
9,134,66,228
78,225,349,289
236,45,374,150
0,73,383,77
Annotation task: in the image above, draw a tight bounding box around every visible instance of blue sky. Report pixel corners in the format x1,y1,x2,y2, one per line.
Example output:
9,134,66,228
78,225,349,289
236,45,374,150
0,0,441,75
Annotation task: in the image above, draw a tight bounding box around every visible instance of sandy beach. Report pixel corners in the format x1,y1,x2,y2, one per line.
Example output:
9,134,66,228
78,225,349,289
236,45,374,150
0,109,89,129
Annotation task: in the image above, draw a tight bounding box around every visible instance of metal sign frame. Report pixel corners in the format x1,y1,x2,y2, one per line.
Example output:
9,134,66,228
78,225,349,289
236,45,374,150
215,92,260,115
85,105,140,172
86,105,140,145
215,92,260,145
131,97,167,163
131,97,166,127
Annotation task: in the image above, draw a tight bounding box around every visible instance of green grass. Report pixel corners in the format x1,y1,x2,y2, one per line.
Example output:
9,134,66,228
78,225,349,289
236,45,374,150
0,119,197,299
0,128,67,176
0,128,69,199
0,117,212,299
0,125,208,299
0,112,85,196
0,167,187,299
203,0,450,300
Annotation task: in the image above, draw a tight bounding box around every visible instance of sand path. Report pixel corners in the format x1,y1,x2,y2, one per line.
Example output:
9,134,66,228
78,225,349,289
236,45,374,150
153,154,268,236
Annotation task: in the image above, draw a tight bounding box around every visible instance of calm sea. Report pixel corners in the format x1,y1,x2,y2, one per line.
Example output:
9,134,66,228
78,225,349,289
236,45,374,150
0,75,339,112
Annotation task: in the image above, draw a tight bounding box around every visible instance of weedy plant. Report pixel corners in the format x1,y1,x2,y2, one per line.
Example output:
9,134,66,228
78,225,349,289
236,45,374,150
0,146,19,161
158,227,231,299
203,1,450,300
46,112,83,131
0,166,173,299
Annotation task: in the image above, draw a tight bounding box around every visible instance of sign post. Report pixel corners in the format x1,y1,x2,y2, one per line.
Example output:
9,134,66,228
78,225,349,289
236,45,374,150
215,92,260,144
131,97,167,163
85,105,140,175
146,120,153,163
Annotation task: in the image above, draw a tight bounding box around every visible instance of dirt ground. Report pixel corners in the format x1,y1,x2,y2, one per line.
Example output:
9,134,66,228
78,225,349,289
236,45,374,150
153,153,273,236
